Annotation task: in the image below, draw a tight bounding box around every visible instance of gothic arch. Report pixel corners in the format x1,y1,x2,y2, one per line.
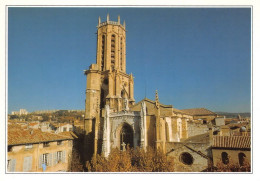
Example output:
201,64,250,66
115,122,134,150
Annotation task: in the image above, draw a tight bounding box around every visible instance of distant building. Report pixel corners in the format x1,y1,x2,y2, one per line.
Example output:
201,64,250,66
181,108,218,124
11,109,29,115
7,126,75,172
215,117,225,126
50,123,74,133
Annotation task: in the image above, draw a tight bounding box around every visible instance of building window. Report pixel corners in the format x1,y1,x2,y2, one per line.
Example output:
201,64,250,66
69,128,72,131
111,34,116,70
238,152,246,166
54,151,66,164
8,146,13,152
180,152,194,165
40,153,53,167
63,127,67,132
7,159,16,172
25,144,33,149
57,151,62,163
203,120,207,124
43,142,50,147
221,152,229,165
7,160,10,171
101,35,105,71
23,156,32,172
120,37,123,71
57,141,63,145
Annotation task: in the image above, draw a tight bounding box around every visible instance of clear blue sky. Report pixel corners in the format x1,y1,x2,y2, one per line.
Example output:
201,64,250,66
8,7,251,113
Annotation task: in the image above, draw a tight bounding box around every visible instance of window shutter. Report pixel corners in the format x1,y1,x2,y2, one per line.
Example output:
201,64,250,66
23,156,32,172
62,151,66,163
39,154,43,168
47,153,53,166
10,159,16,172
28,156,32,171
54,152,58,165
23,157,28,172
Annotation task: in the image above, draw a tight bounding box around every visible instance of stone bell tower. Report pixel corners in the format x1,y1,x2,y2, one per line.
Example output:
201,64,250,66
84,15,135,160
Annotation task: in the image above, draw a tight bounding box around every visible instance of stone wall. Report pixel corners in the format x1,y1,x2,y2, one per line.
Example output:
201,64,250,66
187,121,209,138
212,149,251,166
166,142,211,172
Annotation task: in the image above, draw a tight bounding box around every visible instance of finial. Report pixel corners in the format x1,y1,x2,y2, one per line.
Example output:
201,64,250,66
155,90,159,109
123,20,126,28
98,16,101,26
118,15,120,24
107,13,110,22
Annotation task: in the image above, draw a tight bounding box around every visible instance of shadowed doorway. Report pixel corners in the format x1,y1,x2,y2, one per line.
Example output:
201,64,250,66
120,123,133,150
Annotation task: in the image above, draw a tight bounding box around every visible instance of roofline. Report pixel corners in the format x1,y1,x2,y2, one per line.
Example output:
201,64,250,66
8,137,73,146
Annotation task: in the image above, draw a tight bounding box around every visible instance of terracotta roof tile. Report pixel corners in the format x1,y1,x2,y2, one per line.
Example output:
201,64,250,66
181,108,217,116
8,128,73,146
212,136,251,149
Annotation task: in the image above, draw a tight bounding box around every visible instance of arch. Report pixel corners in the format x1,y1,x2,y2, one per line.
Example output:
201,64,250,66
115,122,134,150
221,152,229,165
238,152,246,166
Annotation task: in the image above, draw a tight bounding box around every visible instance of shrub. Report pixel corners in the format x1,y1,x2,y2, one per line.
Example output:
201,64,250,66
86,147,175,172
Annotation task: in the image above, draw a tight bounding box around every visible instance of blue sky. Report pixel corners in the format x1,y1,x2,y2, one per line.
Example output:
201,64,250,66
8,7,251,113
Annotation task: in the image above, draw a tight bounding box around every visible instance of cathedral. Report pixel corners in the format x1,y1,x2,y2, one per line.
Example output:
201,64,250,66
83,14,195,161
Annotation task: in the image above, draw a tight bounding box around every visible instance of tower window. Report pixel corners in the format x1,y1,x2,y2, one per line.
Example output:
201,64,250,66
120,37,123,71
101,35,105,71
111,34,116,69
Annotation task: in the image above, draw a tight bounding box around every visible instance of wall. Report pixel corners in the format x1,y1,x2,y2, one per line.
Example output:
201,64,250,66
166,142,211,172
187,122,209,138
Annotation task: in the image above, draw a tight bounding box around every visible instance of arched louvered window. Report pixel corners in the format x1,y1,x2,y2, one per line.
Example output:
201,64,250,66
101,35,105,71
120,37,123,71
111,34,116,70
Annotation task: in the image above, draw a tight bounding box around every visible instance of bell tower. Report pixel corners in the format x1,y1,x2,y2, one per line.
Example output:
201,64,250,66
84,15,135,160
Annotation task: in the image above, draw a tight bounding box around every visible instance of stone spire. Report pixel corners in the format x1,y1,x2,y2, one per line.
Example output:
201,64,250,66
107,13,110,22
98,16,101,26
118,15,120,24
123,20,126,28
155,90,159,109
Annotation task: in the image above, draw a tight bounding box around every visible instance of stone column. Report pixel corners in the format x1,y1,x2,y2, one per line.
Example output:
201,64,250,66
102,105,111,157
140,102,147,150
181,118,188,139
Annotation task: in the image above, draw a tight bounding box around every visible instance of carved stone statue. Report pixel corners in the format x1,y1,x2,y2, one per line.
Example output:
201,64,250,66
124,98,129,111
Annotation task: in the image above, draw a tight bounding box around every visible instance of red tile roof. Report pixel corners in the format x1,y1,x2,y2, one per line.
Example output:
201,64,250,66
181,108,217,116
8,128,74,146
212,136,251,149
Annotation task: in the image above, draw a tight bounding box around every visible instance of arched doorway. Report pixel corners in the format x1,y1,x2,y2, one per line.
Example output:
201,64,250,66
120,123,134,150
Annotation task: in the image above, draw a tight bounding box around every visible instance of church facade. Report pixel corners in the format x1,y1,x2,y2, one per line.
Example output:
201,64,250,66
83,15,194,161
